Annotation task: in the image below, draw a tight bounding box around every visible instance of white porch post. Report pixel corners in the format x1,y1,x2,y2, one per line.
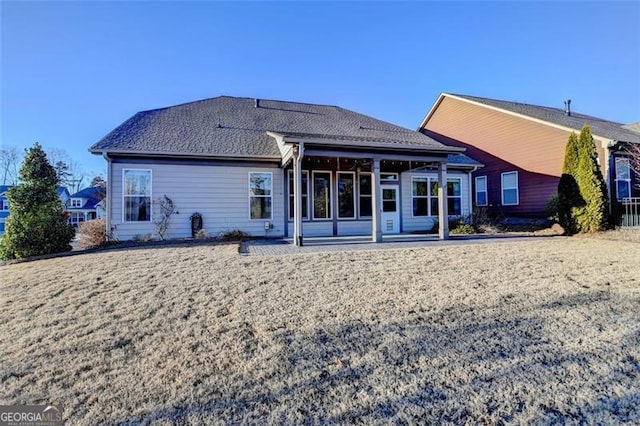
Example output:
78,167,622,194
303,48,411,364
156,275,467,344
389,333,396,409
372,158,382,243
293,144,304,246
438,162,449,240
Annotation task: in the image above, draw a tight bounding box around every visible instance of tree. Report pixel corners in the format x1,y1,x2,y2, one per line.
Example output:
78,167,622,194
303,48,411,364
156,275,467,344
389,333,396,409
46,148,86,192
626,143,640,189
0,146,21,186
0,143,75,259
152,195,177,240
557,126,609,234
91,174,106,188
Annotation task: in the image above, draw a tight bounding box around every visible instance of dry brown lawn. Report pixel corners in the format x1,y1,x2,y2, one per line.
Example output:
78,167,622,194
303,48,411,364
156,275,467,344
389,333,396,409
1,236,639,424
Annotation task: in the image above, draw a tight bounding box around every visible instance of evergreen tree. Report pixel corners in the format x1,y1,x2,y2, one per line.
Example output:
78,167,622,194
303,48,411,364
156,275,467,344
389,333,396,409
0,142,75,259
575,125,609,232
558,132,583,234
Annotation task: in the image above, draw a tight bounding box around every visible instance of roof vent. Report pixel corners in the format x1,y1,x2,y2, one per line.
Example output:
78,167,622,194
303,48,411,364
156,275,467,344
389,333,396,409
564,99,571,116
255,98,260,108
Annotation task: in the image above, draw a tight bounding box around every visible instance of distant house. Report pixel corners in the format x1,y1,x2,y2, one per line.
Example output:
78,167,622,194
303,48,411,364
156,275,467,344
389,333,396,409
0,186,71,236
420,93,640,218
90,96,481,243
67,186,106,226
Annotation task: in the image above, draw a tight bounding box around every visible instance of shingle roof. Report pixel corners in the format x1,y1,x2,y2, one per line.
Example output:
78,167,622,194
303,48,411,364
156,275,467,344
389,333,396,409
450,94,640,144
91,96,457,159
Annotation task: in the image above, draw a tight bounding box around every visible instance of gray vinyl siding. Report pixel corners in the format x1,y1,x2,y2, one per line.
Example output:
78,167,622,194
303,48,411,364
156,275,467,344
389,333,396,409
401,170,470,233
111,162,284,240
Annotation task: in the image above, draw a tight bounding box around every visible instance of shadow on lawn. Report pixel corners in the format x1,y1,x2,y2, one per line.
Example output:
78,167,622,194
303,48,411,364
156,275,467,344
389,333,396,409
117,290,639,424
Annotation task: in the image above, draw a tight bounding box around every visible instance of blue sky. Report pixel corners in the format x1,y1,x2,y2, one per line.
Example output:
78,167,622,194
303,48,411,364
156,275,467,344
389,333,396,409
2,1,639,176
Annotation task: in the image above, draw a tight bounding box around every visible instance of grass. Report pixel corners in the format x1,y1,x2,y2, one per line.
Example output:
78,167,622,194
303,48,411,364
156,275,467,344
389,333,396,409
1,235,639,424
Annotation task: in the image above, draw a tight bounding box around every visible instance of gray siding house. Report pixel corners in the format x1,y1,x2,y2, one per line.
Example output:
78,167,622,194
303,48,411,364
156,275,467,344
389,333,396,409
90,96,481,244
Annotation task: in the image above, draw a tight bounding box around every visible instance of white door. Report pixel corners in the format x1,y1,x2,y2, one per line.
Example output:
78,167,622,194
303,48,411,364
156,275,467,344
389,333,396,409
381,185,400,234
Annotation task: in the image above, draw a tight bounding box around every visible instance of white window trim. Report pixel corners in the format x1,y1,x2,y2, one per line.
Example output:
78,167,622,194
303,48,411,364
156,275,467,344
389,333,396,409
615,157,632,200
475,176,488,206
411,176,430,218
312,170,332,221
501,171,519,206
0,199,8,211
337,171,356,219
122,168,152,223
71,198,83,208
287,170,309,221
248,171,273,221
358,172,372,219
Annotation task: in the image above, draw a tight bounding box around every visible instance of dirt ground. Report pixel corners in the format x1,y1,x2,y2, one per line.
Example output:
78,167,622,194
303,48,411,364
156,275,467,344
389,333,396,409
1,235,639,424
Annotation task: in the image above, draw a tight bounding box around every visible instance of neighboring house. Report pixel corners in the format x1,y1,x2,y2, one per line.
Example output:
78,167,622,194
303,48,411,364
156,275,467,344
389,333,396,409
0,186,71,236
0,186,10,236
90,96,481,243
67,186,106,226
420,93,640,218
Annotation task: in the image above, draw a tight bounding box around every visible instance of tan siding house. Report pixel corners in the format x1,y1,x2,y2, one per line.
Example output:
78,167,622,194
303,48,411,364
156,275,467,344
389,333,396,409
419,93,639,218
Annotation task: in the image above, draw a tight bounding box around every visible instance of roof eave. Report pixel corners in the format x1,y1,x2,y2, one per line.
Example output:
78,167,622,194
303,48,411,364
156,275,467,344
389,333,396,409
89,148,281,162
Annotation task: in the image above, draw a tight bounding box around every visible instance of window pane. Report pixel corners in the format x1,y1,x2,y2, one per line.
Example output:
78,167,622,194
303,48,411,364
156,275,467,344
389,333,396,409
431,198,439,216
383,200,396,212
125,196,150,221
359,174,372,195
503,189,518,205
360,196,372,217
413,198,428,216
250,173,272,196
447,180,461,197
617,180,631,200
502,172,517,188
313,173,331,219
477,192,487,206
448,198,462,216
616,158,630,180
250,197,272,219
338,173,355,218
430,180,439,197
289,172,308,219
412,178,428,196
124,170,151,196
476,177,487,192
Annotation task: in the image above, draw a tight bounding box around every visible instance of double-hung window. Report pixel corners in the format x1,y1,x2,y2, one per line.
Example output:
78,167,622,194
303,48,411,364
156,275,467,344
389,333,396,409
359,173,372,218
501,171,519,205
475,176,488,206
412,177,429,216
413,176,463,216
123,169,151,222
288,170,309,220
615,157,631,200
71,198,83,208
249,172,273,220
312,171,332,220
337,172,355,219
447,178,462,216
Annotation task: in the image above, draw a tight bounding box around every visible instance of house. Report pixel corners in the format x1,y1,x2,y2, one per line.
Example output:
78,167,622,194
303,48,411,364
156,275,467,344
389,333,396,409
0,186,71,236
67,186,106,226
89,96,481,244
419,93,640,219
0,186,10,236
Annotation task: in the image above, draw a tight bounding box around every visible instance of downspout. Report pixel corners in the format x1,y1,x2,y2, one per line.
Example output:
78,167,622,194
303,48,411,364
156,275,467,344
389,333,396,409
102,152,112,240
468,166,478,223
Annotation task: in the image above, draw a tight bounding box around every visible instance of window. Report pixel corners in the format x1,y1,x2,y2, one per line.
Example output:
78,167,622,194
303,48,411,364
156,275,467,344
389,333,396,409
249,172,272,220
412,177,429,216
337,172,355,218
288,170,309,220
71,198,83,208
0,198,8,211
359,173,372,218
447,179,462,216
312,171,332,219
501,171,519,205
123,169,151,222
70,212,85,224
381,173,398,182
615,157,631,200
475,176,488,206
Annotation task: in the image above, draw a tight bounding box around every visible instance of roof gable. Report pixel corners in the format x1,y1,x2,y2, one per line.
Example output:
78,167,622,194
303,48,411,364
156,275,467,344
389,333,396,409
423,93,640,144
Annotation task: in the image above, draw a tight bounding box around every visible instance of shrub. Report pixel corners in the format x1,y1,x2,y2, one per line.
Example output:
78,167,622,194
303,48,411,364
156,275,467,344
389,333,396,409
0,143,75,259
545,194,560,222
194,229,210,239
132,233,154,243
450,223,476,235
78,219,107,249
218,229,249,242
153,195,177,240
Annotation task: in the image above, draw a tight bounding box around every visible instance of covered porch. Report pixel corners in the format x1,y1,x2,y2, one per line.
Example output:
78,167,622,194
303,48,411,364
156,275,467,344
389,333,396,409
270,132,478,246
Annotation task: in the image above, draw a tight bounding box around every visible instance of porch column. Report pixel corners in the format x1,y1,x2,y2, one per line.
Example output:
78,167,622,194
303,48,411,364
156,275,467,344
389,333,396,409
437,162,449,240
293,144,304,246
371,158,382,243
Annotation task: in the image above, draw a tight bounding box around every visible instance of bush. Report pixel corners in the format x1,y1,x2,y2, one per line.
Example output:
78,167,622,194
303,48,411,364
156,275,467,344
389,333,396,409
218,229,249,242
545,194,560,222
132,233,154,243
78,219,107,249
0,143,75,259
194,229,210,239
450,223,476,235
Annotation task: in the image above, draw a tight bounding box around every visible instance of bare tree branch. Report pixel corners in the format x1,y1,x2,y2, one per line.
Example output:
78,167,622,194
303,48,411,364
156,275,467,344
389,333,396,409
626,143,640,189
0,146,21,186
